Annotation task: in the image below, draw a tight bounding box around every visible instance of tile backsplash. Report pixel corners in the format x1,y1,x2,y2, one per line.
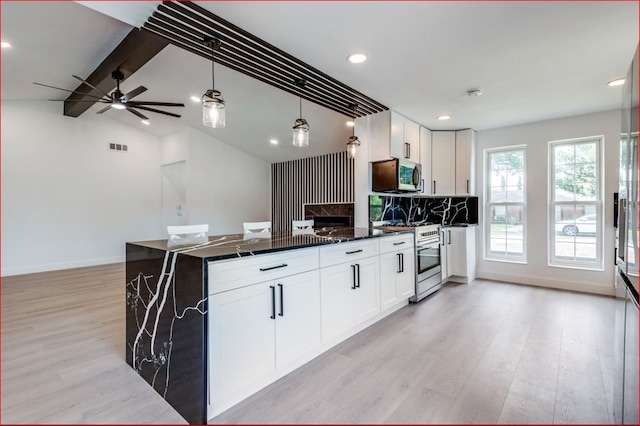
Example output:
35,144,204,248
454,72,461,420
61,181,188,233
370,195,478,226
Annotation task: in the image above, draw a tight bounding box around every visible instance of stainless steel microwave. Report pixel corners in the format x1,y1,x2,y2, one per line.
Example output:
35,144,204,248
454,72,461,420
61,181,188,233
371,158,422,193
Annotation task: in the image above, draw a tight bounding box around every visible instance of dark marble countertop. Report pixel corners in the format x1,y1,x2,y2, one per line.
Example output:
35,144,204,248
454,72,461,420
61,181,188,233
127,227,412,262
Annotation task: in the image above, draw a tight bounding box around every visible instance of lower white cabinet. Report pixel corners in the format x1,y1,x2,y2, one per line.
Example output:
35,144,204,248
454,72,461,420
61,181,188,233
441,226,476,283
208,270,320,405
380,248,415,311
320,255,380,342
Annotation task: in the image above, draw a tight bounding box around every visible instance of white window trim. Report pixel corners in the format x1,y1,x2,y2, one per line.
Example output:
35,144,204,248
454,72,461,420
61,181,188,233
483,145,527,263
547,136,604,270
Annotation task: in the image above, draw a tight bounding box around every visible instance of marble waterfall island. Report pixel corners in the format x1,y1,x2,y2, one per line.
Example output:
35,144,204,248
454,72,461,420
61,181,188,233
125,227,410,423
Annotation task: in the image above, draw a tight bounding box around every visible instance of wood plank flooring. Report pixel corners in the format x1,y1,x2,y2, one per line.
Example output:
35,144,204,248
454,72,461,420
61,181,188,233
2,264,615,424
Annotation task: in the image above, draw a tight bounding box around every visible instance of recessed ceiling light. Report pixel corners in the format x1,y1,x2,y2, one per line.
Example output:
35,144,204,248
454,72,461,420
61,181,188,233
346,120,355,127
437,115,451,120
270,139,278,145
190,95,201,103
607,78,625,87
347,53,367,64
141,120,150,125
1,41,11,48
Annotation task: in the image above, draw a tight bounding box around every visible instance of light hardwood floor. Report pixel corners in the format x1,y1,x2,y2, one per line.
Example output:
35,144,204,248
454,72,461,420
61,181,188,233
2,263,615,424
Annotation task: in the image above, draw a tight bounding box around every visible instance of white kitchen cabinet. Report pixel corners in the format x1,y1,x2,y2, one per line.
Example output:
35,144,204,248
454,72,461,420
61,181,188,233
380,248,415,311
320,244,380,343
419,126,432,195
431,131,456,195
369,110,420,163
441,226,477,283
379,233,415,310
430,129,476,196
208,269,320,406
455,129,476,195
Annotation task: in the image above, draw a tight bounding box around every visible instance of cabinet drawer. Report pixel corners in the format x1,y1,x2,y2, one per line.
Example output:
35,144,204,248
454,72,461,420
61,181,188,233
379,234,414,254
208,247,319,294
319,239,379,268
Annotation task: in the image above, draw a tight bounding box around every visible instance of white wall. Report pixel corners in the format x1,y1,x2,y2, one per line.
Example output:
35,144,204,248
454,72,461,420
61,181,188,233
475,109,621,295
3,102,271,276
1,101,163,276
184,127,271,235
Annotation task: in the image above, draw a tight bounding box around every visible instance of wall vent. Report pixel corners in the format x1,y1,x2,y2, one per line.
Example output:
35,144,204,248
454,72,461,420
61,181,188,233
108,143,128,152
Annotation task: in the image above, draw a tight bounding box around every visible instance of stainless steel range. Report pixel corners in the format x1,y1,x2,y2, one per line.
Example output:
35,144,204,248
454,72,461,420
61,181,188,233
372,221,442,302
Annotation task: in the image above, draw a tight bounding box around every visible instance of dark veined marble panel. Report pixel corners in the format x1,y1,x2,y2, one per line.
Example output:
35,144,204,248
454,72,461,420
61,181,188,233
370,195,478,225
125,244,207,424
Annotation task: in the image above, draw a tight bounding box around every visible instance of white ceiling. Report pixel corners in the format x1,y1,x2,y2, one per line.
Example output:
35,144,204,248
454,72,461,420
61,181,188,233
2,1,638,164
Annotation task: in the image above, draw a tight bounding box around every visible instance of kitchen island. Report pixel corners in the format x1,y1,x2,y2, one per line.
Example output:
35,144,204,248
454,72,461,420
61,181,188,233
125,227,415,424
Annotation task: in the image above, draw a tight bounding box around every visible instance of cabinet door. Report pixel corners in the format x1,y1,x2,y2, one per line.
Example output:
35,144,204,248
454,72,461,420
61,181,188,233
396,248,415,299
455,129,475,195
431,131,456,195
275,271,321,369
320,263,356,342
419,127,432,195
379,251,400,310
209,282,276,401
353,256,381,324
440,230,451,280
389,111,406,159
404,119,420,162
447,228,468,277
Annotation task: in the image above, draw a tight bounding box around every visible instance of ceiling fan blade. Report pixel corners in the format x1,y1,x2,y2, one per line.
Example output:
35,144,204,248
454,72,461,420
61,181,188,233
96,105,112,114
123,86,147,101
33,82,109,101
71,75,112,98
126,107,149,120
48,99,111,103
128,101,185,107
134,106,182,118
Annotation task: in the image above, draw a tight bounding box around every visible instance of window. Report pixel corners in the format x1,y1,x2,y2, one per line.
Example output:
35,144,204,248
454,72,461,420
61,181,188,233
484,146,526,262
549,137,602,269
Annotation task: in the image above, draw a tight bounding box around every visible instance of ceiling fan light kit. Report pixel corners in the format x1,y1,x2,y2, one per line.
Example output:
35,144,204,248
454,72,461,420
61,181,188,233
34,69,185,122
202,36,226,128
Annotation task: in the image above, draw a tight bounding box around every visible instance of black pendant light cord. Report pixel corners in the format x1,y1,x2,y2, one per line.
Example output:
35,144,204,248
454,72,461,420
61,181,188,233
211,44,215,90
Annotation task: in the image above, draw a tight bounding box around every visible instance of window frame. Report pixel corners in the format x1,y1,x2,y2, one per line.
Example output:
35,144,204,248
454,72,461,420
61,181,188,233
483,145,527,263
547,136,604,270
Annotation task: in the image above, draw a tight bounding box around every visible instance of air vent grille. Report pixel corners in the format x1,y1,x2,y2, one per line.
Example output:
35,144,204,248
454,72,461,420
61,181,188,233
109,143,128,152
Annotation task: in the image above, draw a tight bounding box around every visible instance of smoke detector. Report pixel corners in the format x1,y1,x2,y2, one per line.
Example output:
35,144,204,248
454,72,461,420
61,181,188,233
467,89,483,97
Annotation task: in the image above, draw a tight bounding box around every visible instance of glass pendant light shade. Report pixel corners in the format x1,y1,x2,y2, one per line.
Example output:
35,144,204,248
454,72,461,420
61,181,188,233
202,90,225,128
346,104,360,158
292,78,309,147
347,135,361,159
202,36,225,128
292,118,310,147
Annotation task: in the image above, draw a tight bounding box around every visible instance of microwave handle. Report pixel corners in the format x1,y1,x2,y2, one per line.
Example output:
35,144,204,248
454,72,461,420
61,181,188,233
412,165,421,187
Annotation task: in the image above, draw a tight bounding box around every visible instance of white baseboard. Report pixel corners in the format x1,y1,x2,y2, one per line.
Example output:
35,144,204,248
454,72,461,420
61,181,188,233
1,256,124,277
476,270,615,296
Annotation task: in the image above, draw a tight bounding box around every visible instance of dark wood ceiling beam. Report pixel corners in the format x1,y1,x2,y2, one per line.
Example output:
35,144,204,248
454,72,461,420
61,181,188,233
63,28,169,117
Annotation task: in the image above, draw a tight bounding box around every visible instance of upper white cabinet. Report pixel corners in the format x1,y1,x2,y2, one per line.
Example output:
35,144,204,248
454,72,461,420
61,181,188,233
369,110,420,163
430,131,456,195
455,129,476,196
427,129,476,196
419,126,432,195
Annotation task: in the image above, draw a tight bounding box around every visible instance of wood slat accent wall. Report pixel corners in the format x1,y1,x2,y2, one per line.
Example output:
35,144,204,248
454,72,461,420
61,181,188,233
272,152,354,231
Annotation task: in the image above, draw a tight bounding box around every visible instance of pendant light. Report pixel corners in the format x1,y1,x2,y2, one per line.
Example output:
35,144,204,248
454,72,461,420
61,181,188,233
202,36,225,128
346,103,361,159
292,78,309,147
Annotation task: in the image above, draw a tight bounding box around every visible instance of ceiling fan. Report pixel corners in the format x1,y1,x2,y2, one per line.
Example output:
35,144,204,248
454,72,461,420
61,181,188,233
34,70,185,120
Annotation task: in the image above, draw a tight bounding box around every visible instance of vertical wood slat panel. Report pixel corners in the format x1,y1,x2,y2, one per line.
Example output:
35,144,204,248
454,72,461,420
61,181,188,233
271,152,354,231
